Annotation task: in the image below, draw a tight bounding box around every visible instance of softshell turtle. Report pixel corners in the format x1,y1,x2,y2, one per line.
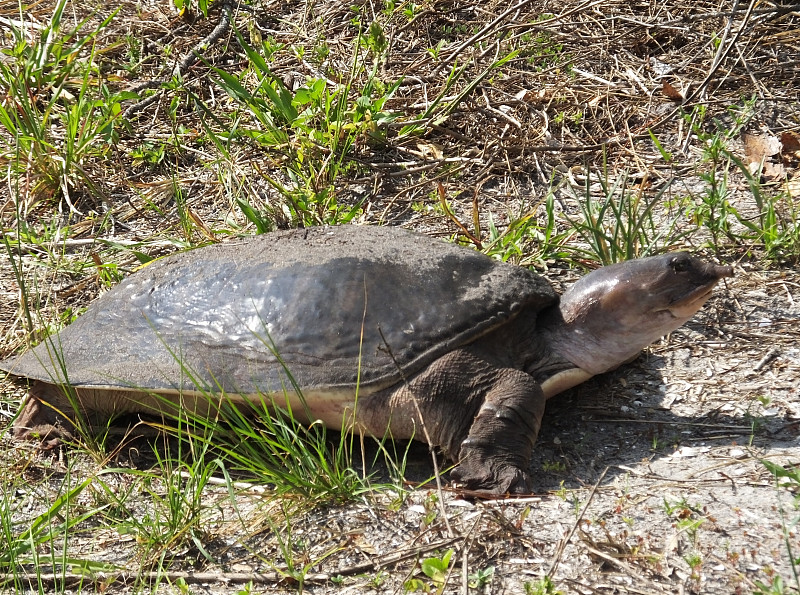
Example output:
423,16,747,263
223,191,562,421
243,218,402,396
1,225,732,493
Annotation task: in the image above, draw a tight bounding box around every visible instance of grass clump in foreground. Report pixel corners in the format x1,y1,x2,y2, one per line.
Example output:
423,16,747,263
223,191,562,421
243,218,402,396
0,382,406,590
167,390,405,505
0,455,119,591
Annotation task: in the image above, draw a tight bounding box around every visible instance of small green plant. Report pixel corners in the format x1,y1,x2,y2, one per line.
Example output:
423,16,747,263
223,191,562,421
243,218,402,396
427,40,447,61
362,20,388,60
174,577,191,594
468,565,495,589
167,389,379,504
684,551,703,583
403,3,422,21
730,159,800,263
753,575,793,595
683,106,741,250
439,180,570,266
524,576,563,595
518,26,567,71
651,435,663,451
663,496,697,516
744,396,771,440
663,497,705,543
421,492,440,527
684,551,702,570
130,142,167,167
404,549,454,594
235,197,275,234
173,0,209,18
648,129,673,162
370,571,389,588
542,460,566,473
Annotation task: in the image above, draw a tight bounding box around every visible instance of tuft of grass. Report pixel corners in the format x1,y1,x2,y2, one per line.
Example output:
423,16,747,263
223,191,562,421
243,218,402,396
167,389,402,505
0,457,118,590
682,101,800,263
436,181,571,266
115,441,219,568
0,0,134,210
564,157,689,264
483,186,574,266
758,461,800,594
208,27,401,228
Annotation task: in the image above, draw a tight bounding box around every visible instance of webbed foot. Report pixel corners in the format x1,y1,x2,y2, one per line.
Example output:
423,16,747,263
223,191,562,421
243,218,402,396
450,445,532,494
450,370,545,495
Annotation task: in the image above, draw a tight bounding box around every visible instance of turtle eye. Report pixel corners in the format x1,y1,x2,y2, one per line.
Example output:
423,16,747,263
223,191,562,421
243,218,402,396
670,256,690,273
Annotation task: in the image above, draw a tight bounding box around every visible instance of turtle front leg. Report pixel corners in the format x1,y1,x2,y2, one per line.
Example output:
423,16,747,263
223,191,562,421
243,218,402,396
450,370,545,494
357,353,545,494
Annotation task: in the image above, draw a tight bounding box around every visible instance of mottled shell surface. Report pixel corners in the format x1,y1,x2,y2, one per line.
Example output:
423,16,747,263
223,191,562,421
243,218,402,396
3,226,556,396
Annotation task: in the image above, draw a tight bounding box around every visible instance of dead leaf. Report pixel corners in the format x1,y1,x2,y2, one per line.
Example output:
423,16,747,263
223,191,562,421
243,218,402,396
780,131,800,164
662,81,683,101
763,160,786,181
781,130,800,152
416,142,444,160
516,88,548,103
742,131,783,179
743,131,782,163
786,173,800,199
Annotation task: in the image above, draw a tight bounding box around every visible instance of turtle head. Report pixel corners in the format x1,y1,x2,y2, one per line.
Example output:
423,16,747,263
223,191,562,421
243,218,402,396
550,252,733,376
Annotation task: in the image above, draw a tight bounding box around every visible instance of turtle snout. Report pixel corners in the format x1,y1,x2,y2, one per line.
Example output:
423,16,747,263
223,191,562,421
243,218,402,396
708,263,734,280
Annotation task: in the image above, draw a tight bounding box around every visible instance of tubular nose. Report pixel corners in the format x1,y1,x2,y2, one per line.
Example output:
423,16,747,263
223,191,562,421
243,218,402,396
714,264,734,278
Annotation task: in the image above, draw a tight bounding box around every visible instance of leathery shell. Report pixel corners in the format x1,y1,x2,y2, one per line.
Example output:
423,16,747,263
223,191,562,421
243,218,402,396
3,226,556,397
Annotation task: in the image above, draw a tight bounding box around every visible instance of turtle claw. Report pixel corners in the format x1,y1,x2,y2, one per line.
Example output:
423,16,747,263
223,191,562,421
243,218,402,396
451,448,532,495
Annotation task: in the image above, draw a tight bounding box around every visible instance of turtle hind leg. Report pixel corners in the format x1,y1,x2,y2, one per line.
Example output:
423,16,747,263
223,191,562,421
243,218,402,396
450,370,545,495
13,395,75,449
12,381,79,449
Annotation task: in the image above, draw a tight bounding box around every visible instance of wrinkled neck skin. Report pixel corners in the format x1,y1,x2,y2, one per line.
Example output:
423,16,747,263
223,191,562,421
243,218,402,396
495,306,595,399
536,302,647,378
